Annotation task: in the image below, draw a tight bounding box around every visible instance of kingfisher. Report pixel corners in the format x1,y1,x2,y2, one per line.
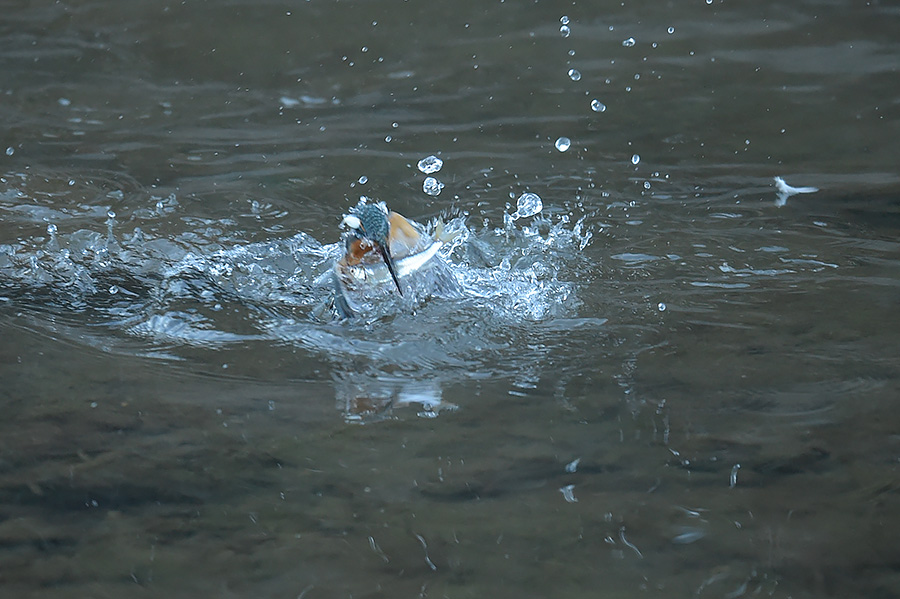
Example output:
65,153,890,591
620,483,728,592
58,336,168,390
332,199,446,318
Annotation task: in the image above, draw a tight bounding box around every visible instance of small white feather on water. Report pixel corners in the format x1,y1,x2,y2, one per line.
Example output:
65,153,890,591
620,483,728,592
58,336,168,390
774,176,819,207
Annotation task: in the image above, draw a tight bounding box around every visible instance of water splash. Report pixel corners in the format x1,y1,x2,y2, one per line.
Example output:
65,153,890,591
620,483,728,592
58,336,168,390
0,172,603,421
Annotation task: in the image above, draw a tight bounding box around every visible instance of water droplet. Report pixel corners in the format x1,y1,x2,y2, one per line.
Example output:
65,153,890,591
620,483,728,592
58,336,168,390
423,176,444,196
706,0,713,4
417,155,443,174
109,285,119,295
567,68,582,81
58,97,71,107
560,484,578,503
384,135,392,142
631,154,641,165
107,210,116,219
644,181,651,189
590,99,607,112
513,192,543,219
391,122,399,128
622,37,636,47
46,223,57,235
68,179,75,186
560,15,569,25
555,137,571,152
730,463,741,488
358,175,368,184
657,302,666,311
559,25,570,37
668,26,675,34
5,147,13,156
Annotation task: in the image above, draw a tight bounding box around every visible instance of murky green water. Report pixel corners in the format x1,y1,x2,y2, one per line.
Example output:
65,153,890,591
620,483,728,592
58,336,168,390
2,1,899,597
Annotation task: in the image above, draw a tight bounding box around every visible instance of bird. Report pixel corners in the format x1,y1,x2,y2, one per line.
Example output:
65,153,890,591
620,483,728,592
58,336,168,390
339,202,408,295
332,200,445,318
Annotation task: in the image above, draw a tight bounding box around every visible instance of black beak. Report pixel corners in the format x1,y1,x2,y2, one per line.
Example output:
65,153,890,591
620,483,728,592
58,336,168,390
377,242,403,295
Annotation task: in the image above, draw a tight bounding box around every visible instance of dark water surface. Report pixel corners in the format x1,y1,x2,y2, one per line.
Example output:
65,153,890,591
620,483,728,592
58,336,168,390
2,0,899,597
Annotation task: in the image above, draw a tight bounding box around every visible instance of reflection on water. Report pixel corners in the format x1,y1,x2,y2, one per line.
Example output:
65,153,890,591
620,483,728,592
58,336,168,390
2,0,900,597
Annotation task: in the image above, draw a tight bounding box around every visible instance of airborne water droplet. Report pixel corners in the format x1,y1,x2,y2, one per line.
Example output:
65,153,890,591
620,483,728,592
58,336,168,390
5,147,13,156
622,37,636,47
567,68,582,81
590,99,606,112
559,25,570,38
513,192,543,220
423,176,444,196
417,155,443,174
555,137,571,152
631,154,641,165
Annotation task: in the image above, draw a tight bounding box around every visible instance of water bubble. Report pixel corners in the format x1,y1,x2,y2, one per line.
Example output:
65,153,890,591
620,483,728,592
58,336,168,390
567,68,582,81
631,154,641,165
668,26,675,34
560,25,570,37
423,176,444,196
622,37,636,47
417,155,443,174
657,302,666,311
358,175,368,184
560,15,569,25
590,99,607,112
555,137,571,152
46,223,57,235
5,147,13,156
513,192,543,219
